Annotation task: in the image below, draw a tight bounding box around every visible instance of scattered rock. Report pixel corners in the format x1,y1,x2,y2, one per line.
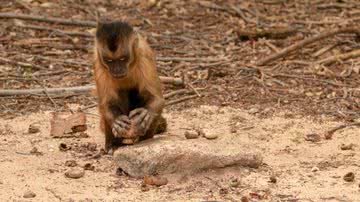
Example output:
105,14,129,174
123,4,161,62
340,143,354,150
230,178,240,188
241,196,249,202
84,163,95,171
219,188,228,195
269,176,277,183
86,142,97,151
140,183,150,192
65,160,77,167
143,175,168,187
114,138,262,177
248,108,259,114
59,143,71,151
311,166,319,172
184,131,199,139
305,133,321,142
204,133,218,140
30,147,43,156
28,123,40,134
50,112,87,138
23,190,36,198
65,168,85,179
343,172,355,182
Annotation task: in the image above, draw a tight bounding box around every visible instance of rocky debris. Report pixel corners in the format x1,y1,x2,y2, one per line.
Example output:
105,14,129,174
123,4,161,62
23,190,36,198
230,178,240,188
30,147,43,156
28,123,40,134
311,166,320,172
340,143,354,150
343,172,355,182
143,175,168,186
83,163,95,171
305,133,321,142
65,160,77,167
204,133,218,140
50,112,87,138
269,176,277,183
184,131,199,139
114,138,262,178
65,168,85,179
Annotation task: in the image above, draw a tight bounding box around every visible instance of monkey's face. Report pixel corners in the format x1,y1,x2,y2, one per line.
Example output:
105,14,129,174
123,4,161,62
95,21,135,79
101,53,130,78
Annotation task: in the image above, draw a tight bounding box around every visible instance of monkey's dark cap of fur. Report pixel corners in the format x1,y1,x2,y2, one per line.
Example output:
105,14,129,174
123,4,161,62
96,21,134,52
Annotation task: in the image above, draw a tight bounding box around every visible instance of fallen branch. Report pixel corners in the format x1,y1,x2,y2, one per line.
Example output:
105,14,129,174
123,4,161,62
257,27,360,66
324,122,360,139
16,24,93,37
0,56,47,70
166,95,199,106
0,76,184,96
237,27,297,40
317,49,360,65
0,13,96,27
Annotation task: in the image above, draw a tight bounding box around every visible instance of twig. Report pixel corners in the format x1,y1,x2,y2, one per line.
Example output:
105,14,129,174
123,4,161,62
324,122,360,139
16,24,93,37
163,89,189,99
0,56,46,70
187,83,201,97
257,27,360,66
0,85,93,96
317,49,360,65
0,13,96,27
34,79,58,109
157,56,222,62
0,76,183,96
237,27,297,40
166,95,199,106
312,43,342,57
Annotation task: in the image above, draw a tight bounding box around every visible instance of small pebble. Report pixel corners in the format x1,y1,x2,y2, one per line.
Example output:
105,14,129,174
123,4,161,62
229,178,240,188
30,147,43,156
28,123,40,134
269,176,277,183
241,196,249,202
219,188,228,195
23,190,36,198
140,183,150,192
59,143,71,151
204,133,218,140
84,163,95,171
248,108,259,114
305,133,321,142
343,172,355,182
65,160,77,167
65,167,85,179
184,131,199,139
311,166,319,172
143,175,168,187
340,143,354,150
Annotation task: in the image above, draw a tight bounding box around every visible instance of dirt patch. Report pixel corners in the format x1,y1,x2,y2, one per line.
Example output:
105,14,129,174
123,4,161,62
0,106,359,201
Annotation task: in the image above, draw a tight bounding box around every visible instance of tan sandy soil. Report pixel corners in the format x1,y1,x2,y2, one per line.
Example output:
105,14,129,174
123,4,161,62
0,105,359,201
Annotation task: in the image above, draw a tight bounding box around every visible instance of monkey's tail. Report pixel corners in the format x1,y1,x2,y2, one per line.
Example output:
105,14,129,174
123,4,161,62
155,115,167,135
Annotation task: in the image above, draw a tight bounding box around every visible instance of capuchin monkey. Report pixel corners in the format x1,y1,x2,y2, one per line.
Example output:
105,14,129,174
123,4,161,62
93,20,166,153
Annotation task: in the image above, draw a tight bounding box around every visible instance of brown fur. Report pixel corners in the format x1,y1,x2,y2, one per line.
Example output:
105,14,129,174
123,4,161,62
93,21,165,152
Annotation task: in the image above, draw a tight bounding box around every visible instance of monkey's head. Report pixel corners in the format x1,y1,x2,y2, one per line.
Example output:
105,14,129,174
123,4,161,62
95,21,137,79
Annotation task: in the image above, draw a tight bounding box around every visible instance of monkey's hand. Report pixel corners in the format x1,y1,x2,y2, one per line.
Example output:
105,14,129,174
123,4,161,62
112,115,131,138
129,108,156,135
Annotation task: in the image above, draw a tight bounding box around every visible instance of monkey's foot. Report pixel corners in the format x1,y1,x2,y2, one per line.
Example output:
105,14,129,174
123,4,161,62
129,108,155,135
122,137,139,145
112,115,131,138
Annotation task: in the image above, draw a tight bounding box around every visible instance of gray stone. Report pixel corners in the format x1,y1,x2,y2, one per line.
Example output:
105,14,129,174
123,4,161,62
114,137,262,178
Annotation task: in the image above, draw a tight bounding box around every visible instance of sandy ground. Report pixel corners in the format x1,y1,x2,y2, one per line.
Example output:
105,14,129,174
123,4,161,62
0,105,359,201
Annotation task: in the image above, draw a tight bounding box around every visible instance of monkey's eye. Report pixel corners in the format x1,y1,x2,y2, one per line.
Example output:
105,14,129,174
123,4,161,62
105,59,113,63
119,57,126,61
